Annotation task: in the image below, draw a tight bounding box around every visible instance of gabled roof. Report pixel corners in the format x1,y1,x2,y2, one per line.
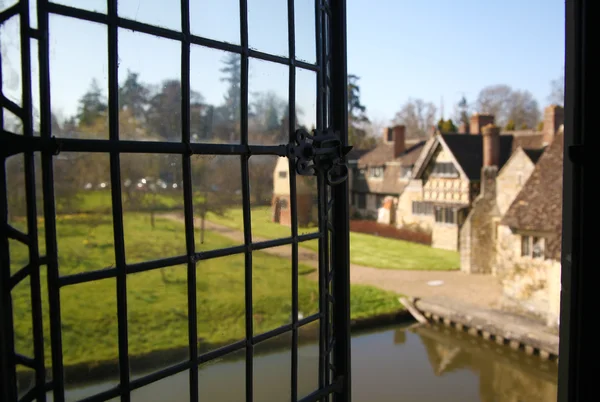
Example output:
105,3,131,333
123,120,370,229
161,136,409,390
501,133,564,259
347,148,372,163
433,134,514,180
510,132,545,151
357,141,426,167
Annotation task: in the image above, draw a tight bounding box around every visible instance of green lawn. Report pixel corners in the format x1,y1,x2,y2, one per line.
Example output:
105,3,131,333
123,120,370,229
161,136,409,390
208,207,460,271
9,213,403,371
70,190,205,214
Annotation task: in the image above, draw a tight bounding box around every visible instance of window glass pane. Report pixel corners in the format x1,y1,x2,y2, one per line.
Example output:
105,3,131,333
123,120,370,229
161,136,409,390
248,0,288,57
1,15,21,107
119,0,180,31
52,0,106,13
190,46,241,144
50,15,107,139
118,30,181,142
191,0,240,45
248,59,289,146
294,0,316,63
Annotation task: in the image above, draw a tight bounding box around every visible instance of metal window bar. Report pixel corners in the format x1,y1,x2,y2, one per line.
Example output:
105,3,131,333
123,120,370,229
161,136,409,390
1,0,351,401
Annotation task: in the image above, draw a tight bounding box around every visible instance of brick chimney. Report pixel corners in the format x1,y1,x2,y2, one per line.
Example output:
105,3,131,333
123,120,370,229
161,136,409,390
383,127,393,143
482,124,500,167
543,105,564,145
458,121,469,134
392,125,406,158
470,113,495,135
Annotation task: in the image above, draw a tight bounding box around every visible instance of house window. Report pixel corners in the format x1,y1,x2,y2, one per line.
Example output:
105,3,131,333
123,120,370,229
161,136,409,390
521,235,531,256
369,166,384,178
387,129,393,142
376,195,386,207
401,167,412,178
278,171,287,178
355,167,366,180
532,237,544,258
412,201,433,215
431,162,458,177
434,206,456,224
521,235,545,258
357,193,366,209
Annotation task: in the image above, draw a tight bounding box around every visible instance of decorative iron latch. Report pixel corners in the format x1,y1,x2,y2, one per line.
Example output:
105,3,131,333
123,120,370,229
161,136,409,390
287,128,352,185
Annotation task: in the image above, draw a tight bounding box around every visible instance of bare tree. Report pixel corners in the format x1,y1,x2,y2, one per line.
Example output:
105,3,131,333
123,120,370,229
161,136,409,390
393,98,437,140
475,85,512,126
506,90,541,129
363,117,387,141
476,85,541,128
547,73,564,106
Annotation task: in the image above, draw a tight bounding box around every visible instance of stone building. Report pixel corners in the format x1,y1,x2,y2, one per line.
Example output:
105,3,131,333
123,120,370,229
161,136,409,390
496,131,563,328
396,107,560,251
459,126,547,274
350,125,426,220
271,157,317,226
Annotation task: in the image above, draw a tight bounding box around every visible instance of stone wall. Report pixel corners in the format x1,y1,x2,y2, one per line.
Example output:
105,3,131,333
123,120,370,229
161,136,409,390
496,149,535,215
496,224,561,328
432,223,459,250
460,166,501,274
396,180,434,232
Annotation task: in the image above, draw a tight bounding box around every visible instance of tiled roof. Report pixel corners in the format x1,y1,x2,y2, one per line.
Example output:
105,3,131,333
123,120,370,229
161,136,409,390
353,141,426,195
357,141,425,167
440,134,514,180
510,132,545,151
501,133,564,260
347,148,372,163
352,164,408,195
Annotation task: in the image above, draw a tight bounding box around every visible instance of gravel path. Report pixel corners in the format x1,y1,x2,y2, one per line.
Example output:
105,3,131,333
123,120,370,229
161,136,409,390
163,214,503,309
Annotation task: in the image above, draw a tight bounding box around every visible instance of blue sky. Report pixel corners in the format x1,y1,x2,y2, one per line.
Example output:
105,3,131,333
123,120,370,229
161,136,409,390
2,0,564,129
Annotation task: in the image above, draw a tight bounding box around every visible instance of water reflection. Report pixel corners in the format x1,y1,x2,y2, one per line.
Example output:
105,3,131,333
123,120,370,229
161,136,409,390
40,323,557,402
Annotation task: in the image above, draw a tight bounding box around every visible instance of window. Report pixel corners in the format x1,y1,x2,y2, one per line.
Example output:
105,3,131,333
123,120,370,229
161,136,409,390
521,235,531,256
355,167,366,180
434,206,456,224
401,167,412,178
532,237,544,258
278,171,287,178
369,166,384,178
412,201,433,215
521,235,545,258
431,162,458,177
386,128,393,142
376,195,386,207
357,193,366,209
0,1,351,400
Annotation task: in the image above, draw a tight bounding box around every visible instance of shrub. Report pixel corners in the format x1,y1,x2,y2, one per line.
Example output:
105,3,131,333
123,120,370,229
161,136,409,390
350,220,432,245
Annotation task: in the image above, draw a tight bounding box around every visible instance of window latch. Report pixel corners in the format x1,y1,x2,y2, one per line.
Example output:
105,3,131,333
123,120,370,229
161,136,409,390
287,128,352,186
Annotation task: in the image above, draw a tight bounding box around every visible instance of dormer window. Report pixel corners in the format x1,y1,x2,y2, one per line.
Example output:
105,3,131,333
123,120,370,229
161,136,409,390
369,166,384,178
431,162,458,177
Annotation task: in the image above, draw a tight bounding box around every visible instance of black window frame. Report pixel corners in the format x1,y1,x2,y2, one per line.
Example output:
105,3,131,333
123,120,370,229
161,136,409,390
0,1,353,401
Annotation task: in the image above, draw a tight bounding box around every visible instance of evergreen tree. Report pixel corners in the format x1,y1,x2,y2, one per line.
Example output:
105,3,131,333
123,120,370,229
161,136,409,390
77,79,107,126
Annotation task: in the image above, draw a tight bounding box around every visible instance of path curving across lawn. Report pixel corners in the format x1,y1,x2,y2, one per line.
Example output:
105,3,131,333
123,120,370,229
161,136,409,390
204,207,459,271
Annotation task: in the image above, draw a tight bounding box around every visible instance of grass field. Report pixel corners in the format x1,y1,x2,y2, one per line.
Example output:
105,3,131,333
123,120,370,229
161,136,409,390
9,213,403,370
208,207,460,271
